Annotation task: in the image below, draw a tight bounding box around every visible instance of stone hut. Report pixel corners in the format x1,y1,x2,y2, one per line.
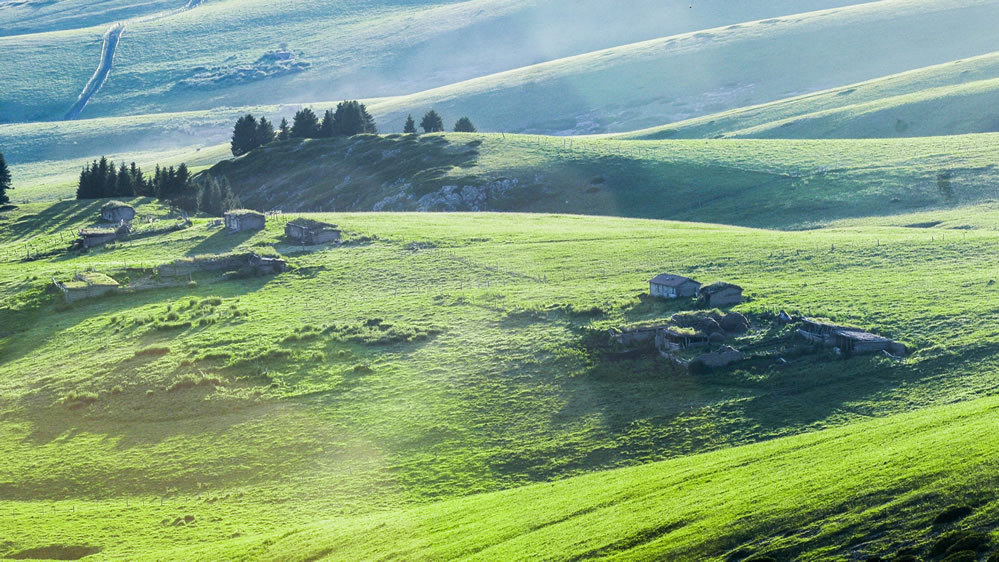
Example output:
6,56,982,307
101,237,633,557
53,272,120,303
692,346,744,369
656,327,711,351
285,218,341,245
77,224,130,248
699,282,743,307
101,201,135,223
224,209,266,232
799,318,906,356
649,274,701,299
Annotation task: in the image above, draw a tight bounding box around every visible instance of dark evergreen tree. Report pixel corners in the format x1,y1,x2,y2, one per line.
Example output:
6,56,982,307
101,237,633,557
329,100,377,136
291,108,320,138
319,109,335,138
195,175,241,216
231,114,259,156
453,116,477,133
420,110,444,133
278,118,291,141
255,117,276,147
115,163,135,197
0,151,13,205
403,114,417,134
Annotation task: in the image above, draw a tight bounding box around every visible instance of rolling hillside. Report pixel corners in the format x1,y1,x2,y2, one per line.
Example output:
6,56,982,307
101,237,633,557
203,132,999,229
4,203,999,558
623,51,999,140
0,0,866,123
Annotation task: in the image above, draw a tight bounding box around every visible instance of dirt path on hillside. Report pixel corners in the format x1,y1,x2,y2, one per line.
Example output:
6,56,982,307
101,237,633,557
63,0,206,120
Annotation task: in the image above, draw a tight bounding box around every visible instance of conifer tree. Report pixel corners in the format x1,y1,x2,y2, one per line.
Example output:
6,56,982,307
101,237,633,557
255,117,276,147
231,114,259,156
403,114,417,134
0,151,12,205
291,108,320,138
115,163,134,197
278,118,291,141
319,109,335,138
420,110,444,133
453,116,477,133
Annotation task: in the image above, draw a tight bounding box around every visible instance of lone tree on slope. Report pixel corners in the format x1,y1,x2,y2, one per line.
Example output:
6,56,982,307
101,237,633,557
231,114,260,156
332,100,377,136
291,108,321,138
256,117,276,147
277,118,291,141
0,152,11,205
403,114,417,134
453,116,477,133
420,110,444,133
319,109,336,138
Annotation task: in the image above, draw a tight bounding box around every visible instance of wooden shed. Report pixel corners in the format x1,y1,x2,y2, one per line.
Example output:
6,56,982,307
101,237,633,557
285,218,341,245
224,209,266,232
77,224,130,248
799,318,906,356
649,274,701,299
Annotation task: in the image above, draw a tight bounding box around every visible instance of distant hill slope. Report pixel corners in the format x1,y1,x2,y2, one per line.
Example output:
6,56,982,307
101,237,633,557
623,51,999,140
205,132,999,229
356,0,999,135
0,0,864,123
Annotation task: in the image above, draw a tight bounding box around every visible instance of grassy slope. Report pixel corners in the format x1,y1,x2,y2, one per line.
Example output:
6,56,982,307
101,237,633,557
4,203,999,558
623,51,999,140
178,394,999,561
0,0,864,123
204,132,999,229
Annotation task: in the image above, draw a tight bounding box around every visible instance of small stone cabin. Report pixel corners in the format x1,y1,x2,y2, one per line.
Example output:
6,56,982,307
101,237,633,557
54,272,120,303
649,274,701,299
285,218,341,245
224,210,266,232
799,318,906,356
101,201,135,223
78,224,130,248
699,282,743,307
656,327,711,351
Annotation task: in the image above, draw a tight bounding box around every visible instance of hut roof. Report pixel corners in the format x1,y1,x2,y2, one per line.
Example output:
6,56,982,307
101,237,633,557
102,200,132,211
288,218,339,231
700,282,743,295
226,209,265,218
650,274,699,287
834,329,891,343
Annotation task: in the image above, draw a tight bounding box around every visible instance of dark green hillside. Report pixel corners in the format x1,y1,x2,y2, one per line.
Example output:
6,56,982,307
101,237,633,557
207,132,999,229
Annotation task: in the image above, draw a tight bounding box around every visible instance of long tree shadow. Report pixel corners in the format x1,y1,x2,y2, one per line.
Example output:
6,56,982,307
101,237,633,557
184,227,258,256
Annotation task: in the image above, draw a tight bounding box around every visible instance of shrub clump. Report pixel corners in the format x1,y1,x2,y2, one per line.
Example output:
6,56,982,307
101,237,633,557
930,530,990,557
935,504,974,525
167,374,222,392
135,346,170,358
61,391,99,408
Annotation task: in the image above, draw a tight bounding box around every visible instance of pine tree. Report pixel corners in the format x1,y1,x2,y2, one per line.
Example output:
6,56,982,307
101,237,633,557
291,108,320,138
195,175,241,216
231,114,259,156
116,163,134,197
403,114,417,134
319,109,335,138
420,110,444,133
255,117,276,147
278,118,291,141
329,101,377,136
0,151,12,205
453,117,477,133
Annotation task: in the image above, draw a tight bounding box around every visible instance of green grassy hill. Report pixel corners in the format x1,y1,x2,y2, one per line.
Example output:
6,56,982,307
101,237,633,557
203,132,999,229
176,394,999,561
0,0,865,123
623,51,999,140
4,202,999,558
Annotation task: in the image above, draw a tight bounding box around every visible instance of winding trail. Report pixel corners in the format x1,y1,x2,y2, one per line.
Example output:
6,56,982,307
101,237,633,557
64,22,126,120
63,0,206,120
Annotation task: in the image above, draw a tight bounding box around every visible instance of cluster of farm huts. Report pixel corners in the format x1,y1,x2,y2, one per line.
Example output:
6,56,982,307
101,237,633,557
223,210,342,246
615,273,905,372
76,201,136,248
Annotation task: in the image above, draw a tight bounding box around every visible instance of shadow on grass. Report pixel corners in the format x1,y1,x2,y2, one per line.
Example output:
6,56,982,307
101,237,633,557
184,228,257,256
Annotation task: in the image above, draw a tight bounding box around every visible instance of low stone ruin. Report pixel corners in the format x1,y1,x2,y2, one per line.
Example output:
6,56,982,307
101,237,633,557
54,272,120,303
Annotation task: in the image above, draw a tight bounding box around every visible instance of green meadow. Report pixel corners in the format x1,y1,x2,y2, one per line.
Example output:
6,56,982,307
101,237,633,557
3,198,999,559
